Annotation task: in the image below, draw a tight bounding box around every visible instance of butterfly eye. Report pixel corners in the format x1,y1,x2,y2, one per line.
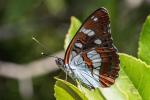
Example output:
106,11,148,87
91,16,94,19
55,58,64,66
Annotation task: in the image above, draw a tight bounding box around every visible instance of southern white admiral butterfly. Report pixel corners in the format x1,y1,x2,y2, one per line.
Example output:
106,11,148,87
55,7,120,88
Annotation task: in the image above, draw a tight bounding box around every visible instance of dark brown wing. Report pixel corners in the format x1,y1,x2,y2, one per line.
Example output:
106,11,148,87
64,7,120,87
64,7,114,64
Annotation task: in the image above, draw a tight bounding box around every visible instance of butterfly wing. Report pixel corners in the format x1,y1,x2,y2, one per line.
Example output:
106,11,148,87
64,7,119,87
64,7,113,64
89,47,119,87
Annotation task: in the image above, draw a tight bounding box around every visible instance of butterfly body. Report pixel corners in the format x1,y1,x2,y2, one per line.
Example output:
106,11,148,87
55,7,120,88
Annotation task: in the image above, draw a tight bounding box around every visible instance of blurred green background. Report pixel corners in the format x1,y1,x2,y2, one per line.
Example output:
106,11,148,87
0,0,150,100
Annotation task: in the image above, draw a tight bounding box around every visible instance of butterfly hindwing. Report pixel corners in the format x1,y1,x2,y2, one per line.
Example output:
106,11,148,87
95,47,119,87
80,47,119,87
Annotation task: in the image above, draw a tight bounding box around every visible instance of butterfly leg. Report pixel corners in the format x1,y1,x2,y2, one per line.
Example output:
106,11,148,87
65,71,68,81
76,79,83,90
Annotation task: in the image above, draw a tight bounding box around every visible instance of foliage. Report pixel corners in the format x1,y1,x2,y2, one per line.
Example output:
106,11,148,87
0,0,150,100
138,16,150,64
54,16,150,100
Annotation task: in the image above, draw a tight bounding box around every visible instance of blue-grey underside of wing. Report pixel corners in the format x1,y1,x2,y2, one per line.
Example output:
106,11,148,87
68,51,102,88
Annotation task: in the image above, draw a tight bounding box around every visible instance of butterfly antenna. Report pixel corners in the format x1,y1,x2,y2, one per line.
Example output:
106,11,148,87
32,36,59,59
32,36,48,51
41,52,59,59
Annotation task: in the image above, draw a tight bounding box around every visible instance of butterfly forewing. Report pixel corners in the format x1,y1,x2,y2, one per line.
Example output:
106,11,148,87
65,7,113,64
63,7,119,88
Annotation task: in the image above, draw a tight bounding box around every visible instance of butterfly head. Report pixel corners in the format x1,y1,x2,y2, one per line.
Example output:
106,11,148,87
55,58,64,68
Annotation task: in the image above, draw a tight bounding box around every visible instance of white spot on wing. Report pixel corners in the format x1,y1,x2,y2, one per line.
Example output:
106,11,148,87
93,62,101,68
91,16,98,22
108,28,111,33
80,27,85,33
87,50,97,55
93,17,98,21
91,16,94,19
88,31,95,36
92,59,101,63
82,28,86,33
94,39,102,44
87,54,93,58
80,27,95,36
90,54,100,60
84,29,91,34
108,24,111,33
87,50,102,68
75,43,82,48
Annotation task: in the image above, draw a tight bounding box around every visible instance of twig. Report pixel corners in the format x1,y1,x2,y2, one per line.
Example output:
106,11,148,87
0,51,64,79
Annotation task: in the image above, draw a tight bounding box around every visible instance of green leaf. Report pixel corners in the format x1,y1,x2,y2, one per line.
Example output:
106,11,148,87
78,85,105,100
98,68,142,100
54,85,74,100
64,16,81,50
78,68,142,100
55,67,142,100
138,16,150,64
120,53,150,100
54,78,87,100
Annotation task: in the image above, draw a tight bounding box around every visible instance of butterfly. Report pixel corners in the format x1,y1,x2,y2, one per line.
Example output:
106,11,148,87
55,7,120,88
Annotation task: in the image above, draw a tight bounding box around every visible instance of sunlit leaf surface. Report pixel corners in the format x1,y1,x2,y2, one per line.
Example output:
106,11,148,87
138,16,150,64
54,78,87,100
